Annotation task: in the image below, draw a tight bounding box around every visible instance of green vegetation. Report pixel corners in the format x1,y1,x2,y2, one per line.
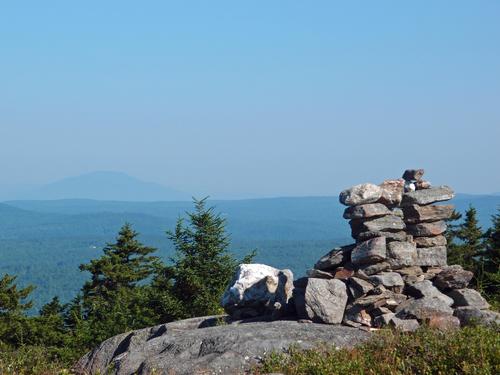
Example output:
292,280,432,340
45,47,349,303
259,324,500,375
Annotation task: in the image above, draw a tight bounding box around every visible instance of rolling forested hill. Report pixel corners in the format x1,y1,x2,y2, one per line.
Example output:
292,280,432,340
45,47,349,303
1,194,499,312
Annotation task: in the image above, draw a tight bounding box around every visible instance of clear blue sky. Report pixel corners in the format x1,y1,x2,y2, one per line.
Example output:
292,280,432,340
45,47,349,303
1,1,499,198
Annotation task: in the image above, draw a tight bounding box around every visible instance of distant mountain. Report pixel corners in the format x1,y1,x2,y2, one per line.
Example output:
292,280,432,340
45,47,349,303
13,171,190,201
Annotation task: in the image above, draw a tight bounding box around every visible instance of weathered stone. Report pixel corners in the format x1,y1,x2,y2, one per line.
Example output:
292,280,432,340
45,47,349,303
221,264,294,319
403,204,454,224
351,237,387,265
402,169,425,181
314,245,354,271
294,278,348,324
75,317,370,375
447,289,490,309
391,208,404,218
339,183,383,206
306,269,334,279
369,272,404,288
433,265,473,290
402,186,455,206
356,231,407,242
404,280,454,306
343,203,391,220
379,179,405,206
348,277,374,299
414,235,447,248
351,215,406,235
343,305,372,327
389,317,420,332
415,180,431,190
357,261,391,276
396,266,424,277
387,241,417,268
373,313,395,327
334,267,355,280
425,315,460,330
371,306,393,316
423,267,443,280
415,247,447,266
395,297,454,320
407,221,447,237
453,307,500,327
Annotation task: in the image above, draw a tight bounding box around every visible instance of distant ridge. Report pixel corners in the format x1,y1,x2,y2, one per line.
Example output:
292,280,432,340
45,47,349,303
14,171,190,202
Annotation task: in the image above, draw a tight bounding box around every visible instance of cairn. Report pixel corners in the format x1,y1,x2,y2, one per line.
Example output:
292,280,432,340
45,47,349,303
297,169,497,330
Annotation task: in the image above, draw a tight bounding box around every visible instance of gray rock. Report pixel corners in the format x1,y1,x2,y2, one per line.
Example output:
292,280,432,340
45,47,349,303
415,180,431,190
306,269,334,279
433,265,473,290
373,312,395,327
403,204,454,224
414,235,447,248
343,203,391,220
401,186,454,206
221,264,294,319
396,266,424,277
356,231,408,243
339,183,383,206
314,244,354,271
407,221,447,237
395,297,454,320
404,280,454,306
415,247,447,266
453,307,500,327
402,169,425,181
425,315,461,330
351,215,406,235
369,272,404,288
357,261,391,276
351,237,387,265
389,317,420,332
387,241,417,268
343,305,372,327
447,289,490,309
348,277,374,299
379,179,405,206
295,278,348,324
74,317,370,375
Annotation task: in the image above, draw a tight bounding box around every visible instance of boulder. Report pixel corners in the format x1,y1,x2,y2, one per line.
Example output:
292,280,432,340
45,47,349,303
433,265,473,290
379,179,405,206
404,280,454,306
339,183,383,206
415,247,447,266
389,317,420,332
369,272,404,288
453,307,500,327
294,278,348,324
402,169,425,181
387,241,417,268
447,289,490,309
351,215,406,235
74,317,370,375
425,315,460,330
343,203,391,220
414,235,447,248
407,221,447,237
395,297,454,320
351,237,387,265
314,244,354,270
221,264,293,319
403,204,454,224
401,186,454,206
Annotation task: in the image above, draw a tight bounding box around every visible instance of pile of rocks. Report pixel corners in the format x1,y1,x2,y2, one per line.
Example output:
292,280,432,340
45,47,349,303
221,169,499,331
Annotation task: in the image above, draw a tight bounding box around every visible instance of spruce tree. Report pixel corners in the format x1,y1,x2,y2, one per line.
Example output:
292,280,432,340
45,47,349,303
482,208,500,305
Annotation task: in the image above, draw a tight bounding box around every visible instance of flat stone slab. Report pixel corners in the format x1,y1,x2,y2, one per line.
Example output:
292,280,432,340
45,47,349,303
416,246,447,266
403,204,454,224
407,221,447,237
351,215,406,235
401,186,454,206
351,237,387,265
75,317,370,375
414,235,447,248
343,203,391,220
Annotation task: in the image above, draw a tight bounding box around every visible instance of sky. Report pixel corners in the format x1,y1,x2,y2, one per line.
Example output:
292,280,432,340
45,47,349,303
1,1,499,198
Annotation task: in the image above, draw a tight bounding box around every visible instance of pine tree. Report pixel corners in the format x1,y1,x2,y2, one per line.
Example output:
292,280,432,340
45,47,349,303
152,198,255,321
482,208,500,305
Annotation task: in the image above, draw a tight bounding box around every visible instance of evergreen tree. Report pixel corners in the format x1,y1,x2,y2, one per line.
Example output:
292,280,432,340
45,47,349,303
152,198,255,321
482,208,500,305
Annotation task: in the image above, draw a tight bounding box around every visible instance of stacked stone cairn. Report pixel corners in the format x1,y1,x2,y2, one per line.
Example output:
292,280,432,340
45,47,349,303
296,169,498,330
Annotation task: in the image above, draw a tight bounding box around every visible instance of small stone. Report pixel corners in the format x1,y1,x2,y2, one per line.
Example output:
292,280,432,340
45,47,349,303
314,244,354,271
414,235,447,248
373,313,395,327
402,169,425,181
339,183,383,206
395,297,454,320
351,237,387,265
343,203,391,220
356,231,407,242
415,180,431,190
351,215,406,235
416,247,447,267
369,272,404,288
343,305,372,327
447,289,490,309
387,241,417,268
371,306,393,316
357,261,391,276
402,186,455,206
403,205,454,224
407,221,447,237
424,315,460,330
348,277,374,299
396,266,424,277
379,179,405,206
423,267,443,280
433,265,473,290
453,307,500,327
405,280,454,306
334,267,355,280
389,317,420,332
306,269,334,279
